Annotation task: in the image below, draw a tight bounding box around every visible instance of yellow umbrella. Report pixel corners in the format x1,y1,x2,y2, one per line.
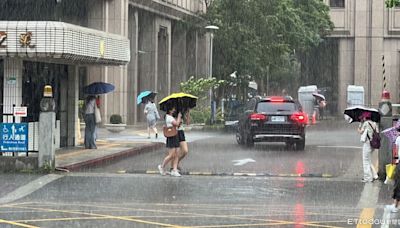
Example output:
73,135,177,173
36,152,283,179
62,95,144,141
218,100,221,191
159,92,198,112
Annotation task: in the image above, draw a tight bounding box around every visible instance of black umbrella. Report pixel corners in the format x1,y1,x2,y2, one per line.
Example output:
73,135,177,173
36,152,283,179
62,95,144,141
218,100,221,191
344,106,380,123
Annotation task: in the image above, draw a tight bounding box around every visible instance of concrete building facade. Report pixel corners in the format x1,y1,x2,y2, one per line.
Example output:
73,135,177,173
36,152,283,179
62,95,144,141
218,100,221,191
0,0,209,150
327,0,400,111
87,0,210,124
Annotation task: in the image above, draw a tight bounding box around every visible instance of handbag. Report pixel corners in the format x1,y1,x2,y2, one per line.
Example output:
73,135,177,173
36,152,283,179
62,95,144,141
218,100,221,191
386,164,396,180
163,125,177,137
94,105,101,123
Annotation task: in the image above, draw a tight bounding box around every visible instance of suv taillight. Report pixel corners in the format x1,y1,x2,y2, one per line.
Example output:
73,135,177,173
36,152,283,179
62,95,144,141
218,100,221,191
290,112,307,124
249,113,267,121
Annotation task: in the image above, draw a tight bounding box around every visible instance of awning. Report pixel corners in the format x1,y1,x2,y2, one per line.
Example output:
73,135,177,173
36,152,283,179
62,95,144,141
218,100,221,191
0,21,130,65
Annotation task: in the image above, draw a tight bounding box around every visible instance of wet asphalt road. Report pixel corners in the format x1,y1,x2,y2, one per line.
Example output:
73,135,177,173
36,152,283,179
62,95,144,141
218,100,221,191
1,121,400,227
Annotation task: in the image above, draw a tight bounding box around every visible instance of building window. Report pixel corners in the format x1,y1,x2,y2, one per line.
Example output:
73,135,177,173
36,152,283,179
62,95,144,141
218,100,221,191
330,0,345,8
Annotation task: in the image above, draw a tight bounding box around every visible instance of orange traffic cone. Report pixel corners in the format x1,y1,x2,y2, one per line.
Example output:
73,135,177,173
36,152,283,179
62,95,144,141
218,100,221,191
312,112,316,125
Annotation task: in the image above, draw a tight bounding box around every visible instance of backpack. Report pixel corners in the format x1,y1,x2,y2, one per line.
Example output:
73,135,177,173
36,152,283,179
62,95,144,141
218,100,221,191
367,122,381,149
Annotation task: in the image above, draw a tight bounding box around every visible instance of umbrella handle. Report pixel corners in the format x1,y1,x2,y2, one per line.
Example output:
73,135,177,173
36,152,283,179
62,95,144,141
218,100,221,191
186,110,190,126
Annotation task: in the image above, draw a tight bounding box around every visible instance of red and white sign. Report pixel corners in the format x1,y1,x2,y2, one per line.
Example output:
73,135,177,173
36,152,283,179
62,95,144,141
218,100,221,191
13,107,27,117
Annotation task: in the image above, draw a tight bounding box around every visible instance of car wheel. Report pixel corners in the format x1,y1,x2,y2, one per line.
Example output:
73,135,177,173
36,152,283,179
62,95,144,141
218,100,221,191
295,138,305,151
236,130,244,145
245,135,254,147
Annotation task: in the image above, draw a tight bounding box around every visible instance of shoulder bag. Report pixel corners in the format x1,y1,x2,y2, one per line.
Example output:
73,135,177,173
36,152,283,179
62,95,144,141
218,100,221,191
94,105,101,123
163,125,177,137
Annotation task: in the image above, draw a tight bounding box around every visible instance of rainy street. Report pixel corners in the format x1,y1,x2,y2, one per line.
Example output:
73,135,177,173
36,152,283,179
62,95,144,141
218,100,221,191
0,120,397,227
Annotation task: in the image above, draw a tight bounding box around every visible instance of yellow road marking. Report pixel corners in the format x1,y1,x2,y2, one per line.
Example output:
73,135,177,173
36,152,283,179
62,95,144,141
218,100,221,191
0,218,39,228
10,202,353,227
356,208,375,228
8,205,190,228
56,144,120,159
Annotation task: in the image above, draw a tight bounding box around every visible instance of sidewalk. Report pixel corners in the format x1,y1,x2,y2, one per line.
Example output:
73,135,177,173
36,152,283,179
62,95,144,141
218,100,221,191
55,124,165,171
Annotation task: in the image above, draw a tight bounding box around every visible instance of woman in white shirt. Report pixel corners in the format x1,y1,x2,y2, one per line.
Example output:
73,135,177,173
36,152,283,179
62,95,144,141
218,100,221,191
358,111,378,182
158,106,182,177
144,99,161,139
84,95,97,149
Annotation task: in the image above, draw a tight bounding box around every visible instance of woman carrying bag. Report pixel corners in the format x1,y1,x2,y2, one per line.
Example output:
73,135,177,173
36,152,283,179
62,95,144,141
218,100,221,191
158,106,182,177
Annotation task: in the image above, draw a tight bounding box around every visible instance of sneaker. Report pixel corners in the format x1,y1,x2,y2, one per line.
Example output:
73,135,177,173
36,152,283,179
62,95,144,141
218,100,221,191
361,179,372,183
392,207,399,213
170,170,181,177
158,165,165,175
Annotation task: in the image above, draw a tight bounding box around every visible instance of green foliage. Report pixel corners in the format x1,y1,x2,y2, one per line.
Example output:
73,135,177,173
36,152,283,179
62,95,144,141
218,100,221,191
190,108,211,124
202,0,333,98
78,100,85,120
110,114,123,124
386,0,400,7
180,76,225,96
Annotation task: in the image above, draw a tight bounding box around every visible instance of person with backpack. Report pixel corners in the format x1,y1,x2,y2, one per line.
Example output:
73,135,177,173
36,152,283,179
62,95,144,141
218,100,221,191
358,111,379,183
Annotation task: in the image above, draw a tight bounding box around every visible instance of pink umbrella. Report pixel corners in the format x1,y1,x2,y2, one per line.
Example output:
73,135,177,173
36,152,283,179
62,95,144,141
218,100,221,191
382,121,400,144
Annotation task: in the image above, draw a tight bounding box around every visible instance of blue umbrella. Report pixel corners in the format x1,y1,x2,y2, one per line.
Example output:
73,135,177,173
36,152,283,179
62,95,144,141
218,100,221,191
137,91,156,105
84,82,115,95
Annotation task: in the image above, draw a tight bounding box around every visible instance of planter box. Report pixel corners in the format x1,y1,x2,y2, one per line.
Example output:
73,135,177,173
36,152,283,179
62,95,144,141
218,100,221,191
104,123,126,133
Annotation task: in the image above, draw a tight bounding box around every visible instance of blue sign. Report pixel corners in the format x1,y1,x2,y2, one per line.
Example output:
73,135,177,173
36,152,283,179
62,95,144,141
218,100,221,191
0,123,28,152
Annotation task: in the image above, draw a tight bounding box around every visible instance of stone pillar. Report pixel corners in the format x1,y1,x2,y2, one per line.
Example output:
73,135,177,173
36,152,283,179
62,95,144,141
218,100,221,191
67,65,79,147
155,17,172,101
128,8,139,124
337,39,354,112
171,24,187,93
87,0,130,124
39,111,56,168
186,30,198,78
197,32,209,77
3,58,23,123
59,68,68,147
353,0,369,104
137,12,156,122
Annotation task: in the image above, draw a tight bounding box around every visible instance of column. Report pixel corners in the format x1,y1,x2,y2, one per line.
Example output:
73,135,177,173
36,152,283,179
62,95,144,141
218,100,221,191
67,65,79,147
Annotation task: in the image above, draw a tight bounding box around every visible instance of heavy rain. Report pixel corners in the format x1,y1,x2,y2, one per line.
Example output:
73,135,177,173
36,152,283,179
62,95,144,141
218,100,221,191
0,0,399,227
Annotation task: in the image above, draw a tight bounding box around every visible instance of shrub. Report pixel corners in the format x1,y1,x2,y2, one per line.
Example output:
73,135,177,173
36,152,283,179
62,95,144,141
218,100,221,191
110,114,123,124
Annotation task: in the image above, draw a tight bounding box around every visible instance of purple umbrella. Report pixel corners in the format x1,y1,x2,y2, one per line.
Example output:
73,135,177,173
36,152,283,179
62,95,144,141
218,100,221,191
382,121,400,144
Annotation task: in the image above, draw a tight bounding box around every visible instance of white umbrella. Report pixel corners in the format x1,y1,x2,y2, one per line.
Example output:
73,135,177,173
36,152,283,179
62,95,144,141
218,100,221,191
312,93,325,100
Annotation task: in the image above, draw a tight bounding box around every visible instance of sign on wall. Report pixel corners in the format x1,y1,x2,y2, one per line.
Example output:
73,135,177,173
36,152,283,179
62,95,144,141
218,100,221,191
13,107,27,117
0,123,28,152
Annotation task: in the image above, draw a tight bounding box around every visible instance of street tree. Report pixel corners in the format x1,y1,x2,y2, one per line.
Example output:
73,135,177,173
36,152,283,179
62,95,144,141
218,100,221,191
202,0,333,100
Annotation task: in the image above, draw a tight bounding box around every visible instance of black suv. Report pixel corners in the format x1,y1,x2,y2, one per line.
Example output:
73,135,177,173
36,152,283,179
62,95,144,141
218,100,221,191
236,96,307,150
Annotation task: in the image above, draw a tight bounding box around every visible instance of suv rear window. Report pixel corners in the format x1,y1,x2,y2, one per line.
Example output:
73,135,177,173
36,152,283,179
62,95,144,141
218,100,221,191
256,101,296,113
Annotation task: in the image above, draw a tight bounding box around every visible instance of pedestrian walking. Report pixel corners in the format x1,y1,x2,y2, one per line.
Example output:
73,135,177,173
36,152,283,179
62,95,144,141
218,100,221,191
144,98,160,139
84,95,97,149
170,110,190,172
358,111,378,182
158,107,182,177
387,129,400,212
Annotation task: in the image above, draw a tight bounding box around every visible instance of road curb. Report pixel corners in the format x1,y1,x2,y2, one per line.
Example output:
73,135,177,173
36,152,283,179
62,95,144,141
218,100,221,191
121,170,335,178
57,143,164,172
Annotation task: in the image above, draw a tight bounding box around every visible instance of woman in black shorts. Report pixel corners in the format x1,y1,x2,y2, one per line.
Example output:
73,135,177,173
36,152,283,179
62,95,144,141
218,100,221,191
158,107,182,177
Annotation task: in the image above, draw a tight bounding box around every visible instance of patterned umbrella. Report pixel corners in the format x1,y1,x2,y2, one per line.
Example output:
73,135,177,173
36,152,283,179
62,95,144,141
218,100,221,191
382,121,400,144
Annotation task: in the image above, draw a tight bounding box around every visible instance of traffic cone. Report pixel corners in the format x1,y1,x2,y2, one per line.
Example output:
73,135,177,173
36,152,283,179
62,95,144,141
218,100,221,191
312,112,316,124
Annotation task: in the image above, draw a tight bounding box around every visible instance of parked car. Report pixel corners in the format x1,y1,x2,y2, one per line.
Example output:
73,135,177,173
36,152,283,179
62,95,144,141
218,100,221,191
236,96,307,150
